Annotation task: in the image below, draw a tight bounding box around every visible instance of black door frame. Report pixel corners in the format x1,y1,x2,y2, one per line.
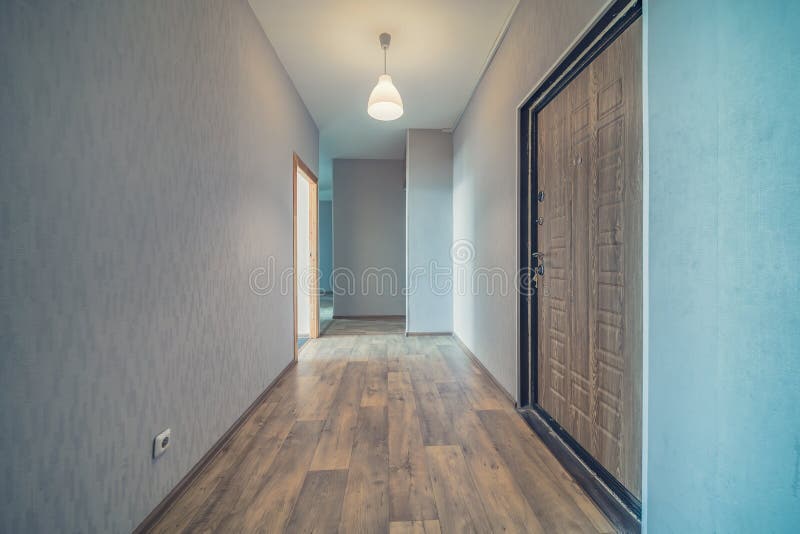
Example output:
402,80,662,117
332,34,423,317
517,0,642,529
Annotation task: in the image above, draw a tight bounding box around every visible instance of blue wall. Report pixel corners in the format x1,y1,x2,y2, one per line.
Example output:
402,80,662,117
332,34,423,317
319,200,333,292
647,1,800,531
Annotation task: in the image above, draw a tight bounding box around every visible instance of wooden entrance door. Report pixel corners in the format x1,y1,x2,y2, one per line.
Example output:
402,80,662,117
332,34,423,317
536,19,642,498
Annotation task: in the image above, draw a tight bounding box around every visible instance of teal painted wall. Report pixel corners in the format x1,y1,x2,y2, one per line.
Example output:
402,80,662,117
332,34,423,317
647,0,800,531
319,200,333,292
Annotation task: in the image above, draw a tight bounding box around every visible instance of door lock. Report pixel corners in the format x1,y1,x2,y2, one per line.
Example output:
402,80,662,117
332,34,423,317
537,191,545,202
532,252,545,276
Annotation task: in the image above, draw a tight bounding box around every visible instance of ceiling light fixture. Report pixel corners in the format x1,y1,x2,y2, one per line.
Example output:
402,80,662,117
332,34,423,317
367,33,403,121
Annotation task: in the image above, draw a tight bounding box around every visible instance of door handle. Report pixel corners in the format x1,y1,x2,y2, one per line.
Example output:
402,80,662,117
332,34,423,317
532,252,544,276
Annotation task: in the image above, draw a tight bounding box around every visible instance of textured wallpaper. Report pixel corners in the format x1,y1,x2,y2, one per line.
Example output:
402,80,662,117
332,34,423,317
452,0,608,399
0,1,318,532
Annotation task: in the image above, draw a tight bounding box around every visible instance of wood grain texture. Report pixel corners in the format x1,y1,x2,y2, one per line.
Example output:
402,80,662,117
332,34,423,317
389,520,442,534
239,419,324,532
310,361,366,470
285,469,349,533
437,382,544,534
339,405,390,533
148,399,280,534
323,317,405,335
388,371,438,521
296,360,346,420
425,445,493,533
361,343,389,407
411,377,458,446
477,409,614,533
536,19,643,497
177,402,294,533
146,334,613,533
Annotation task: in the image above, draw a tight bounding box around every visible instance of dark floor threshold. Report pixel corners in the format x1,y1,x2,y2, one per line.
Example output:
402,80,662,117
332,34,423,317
518,407,641,534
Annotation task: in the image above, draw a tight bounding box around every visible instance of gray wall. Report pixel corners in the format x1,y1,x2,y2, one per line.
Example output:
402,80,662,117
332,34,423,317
333,159,405,316
319,200,333,293
0,2,318,532
406,130,453,333
646,0,800,530
452,0,608,398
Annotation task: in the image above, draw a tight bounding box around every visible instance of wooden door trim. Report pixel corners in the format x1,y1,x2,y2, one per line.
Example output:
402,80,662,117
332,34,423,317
517,0,642,529
293,153,320,361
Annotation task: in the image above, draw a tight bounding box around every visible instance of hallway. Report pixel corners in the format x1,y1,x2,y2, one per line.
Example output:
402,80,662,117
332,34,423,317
148,334,613,533
4,1,798,531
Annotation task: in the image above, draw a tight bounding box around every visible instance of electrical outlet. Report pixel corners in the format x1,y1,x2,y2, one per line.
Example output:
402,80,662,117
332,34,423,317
153,428,171,459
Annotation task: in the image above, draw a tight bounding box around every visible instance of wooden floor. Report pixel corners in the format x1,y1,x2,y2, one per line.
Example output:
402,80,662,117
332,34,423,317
322,316,405,336
148,334,614,533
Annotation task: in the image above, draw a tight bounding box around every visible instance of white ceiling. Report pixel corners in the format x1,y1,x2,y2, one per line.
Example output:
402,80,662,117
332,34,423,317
249,0,518,193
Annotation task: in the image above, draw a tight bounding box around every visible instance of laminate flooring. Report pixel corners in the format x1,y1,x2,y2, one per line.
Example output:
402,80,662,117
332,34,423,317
148,334,614,533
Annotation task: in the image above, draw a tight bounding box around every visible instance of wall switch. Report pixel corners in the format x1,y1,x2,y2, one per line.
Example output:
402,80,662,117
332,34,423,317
153,428,171,459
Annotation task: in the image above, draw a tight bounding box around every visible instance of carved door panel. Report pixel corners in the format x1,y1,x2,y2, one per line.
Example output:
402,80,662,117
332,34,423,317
536,19,642,498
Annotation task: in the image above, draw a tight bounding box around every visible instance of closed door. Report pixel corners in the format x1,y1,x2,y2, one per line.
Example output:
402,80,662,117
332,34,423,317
536,19,642,498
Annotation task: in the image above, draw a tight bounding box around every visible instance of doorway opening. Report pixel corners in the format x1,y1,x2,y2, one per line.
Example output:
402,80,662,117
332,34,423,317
320,158,407,338
294,153,319,356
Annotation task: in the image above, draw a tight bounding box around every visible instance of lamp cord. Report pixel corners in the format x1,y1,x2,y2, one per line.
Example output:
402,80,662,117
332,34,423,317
383,47,387,75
